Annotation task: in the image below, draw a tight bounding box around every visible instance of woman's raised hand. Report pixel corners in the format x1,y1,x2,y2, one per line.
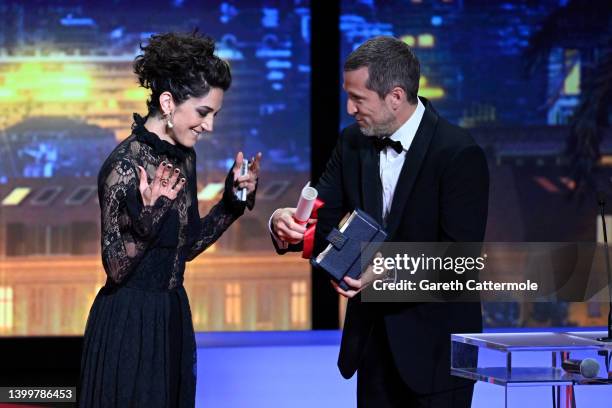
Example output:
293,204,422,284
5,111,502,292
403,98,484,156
232,151,262,195
137,161,186,206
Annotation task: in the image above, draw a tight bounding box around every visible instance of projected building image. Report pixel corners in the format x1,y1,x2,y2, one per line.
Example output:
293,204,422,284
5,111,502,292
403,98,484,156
340,0,612,328
0,0,311,335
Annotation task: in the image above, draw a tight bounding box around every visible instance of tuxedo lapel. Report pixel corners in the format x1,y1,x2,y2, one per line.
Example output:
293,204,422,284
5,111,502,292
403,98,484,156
385,100,438,239
359,140,383,225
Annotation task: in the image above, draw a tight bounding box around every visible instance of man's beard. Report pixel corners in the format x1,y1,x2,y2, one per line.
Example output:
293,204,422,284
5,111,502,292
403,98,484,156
358,110,396,137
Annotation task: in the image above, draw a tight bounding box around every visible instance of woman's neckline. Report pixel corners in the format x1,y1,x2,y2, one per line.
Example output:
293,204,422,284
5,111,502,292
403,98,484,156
132,113,190,161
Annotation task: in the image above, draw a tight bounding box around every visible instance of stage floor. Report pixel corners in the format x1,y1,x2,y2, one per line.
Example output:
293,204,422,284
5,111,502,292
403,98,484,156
196,328,612,407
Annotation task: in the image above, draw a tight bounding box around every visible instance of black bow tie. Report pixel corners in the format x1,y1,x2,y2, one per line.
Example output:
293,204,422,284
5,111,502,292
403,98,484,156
372,137,403,154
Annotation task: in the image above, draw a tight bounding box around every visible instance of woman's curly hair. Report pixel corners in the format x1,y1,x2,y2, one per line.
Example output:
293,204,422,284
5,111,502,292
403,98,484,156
133,32,232,116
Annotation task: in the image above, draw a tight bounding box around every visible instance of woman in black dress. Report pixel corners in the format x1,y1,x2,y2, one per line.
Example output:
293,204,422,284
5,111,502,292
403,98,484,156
79,32,261,407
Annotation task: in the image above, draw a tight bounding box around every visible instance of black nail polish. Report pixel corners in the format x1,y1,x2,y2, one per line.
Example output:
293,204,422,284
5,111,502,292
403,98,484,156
161,161,166,166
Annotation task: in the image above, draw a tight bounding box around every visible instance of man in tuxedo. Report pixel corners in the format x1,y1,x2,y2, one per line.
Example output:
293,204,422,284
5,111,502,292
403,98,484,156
270,36,489,407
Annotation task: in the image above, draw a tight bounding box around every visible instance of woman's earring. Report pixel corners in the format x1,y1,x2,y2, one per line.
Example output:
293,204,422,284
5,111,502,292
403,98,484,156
166,112,174,129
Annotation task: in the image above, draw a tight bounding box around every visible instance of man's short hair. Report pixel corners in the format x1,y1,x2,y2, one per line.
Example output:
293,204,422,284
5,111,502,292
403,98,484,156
344,36,420,104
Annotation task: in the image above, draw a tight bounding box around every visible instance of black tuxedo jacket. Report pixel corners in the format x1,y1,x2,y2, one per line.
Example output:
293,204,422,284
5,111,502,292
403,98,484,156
275,97,489,394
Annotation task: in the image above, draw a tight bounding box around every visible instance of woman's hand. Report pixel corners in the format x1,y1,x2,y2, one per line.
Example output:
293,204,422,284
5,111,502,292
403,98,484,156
232,151,262,195
137,161,186,206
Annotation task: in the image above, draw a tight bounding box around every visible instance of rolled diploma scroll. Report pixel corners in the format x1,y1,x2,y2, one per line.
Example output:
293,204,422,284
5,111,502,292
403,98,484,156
294,182,318,225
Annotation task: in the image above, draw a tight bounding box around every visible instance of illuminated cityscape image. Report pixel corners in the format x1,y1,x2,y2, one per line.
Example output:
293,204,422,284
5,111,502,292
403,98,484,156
0,0,610,337
0,0,311,335
2,2,612,408
340,0,612,328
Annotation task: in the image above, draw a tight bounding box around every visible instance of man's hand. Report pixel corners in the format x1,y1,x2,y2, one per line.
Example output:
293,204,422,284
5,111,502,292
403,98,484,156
331,252,383,298
271,207,316,245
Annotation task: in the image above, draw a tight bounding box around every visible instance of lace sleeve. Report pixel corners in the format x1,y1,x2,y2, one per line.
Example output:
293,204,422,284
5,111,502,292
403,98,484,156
100,159,173,284
184,168,257,262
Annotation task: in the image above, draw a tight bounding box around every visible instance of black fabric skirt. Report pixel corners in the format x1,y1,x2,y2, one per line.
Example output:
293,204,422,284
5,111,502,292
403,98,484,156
79,285,196,407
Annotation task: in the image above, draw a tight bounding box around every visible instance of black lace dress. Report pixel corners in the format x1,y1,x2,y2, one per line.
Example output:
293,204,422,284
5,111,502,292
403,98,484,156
79,114,255,408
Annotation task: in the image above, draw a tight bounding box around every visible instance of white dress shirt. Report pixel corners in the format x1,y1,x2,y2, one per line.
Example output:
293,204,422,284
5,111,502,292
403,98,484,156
270,98,426,248
379,98,425,223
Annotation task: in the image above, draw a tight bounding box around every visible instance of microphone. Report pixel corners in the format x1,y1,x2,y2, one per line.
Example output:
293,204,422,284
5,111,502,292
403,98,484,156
562,358,600,378
237,159,249,201
596,191,612,342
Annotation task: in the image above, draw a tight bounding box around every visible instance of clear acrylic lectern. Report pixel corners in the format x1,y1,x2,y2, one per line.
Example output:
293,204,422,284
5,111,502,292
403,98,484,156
451,331,612,407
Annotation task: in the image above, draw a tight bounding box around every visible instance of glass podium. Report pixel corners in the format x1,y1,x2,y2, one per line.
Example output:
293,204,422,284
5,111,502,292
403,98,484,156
451,331,612,407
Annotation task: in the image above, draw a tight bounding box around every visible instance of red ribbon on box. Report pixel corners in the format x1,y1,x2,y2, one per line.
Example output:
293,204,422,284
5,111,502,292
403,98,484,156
295,198,324,259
